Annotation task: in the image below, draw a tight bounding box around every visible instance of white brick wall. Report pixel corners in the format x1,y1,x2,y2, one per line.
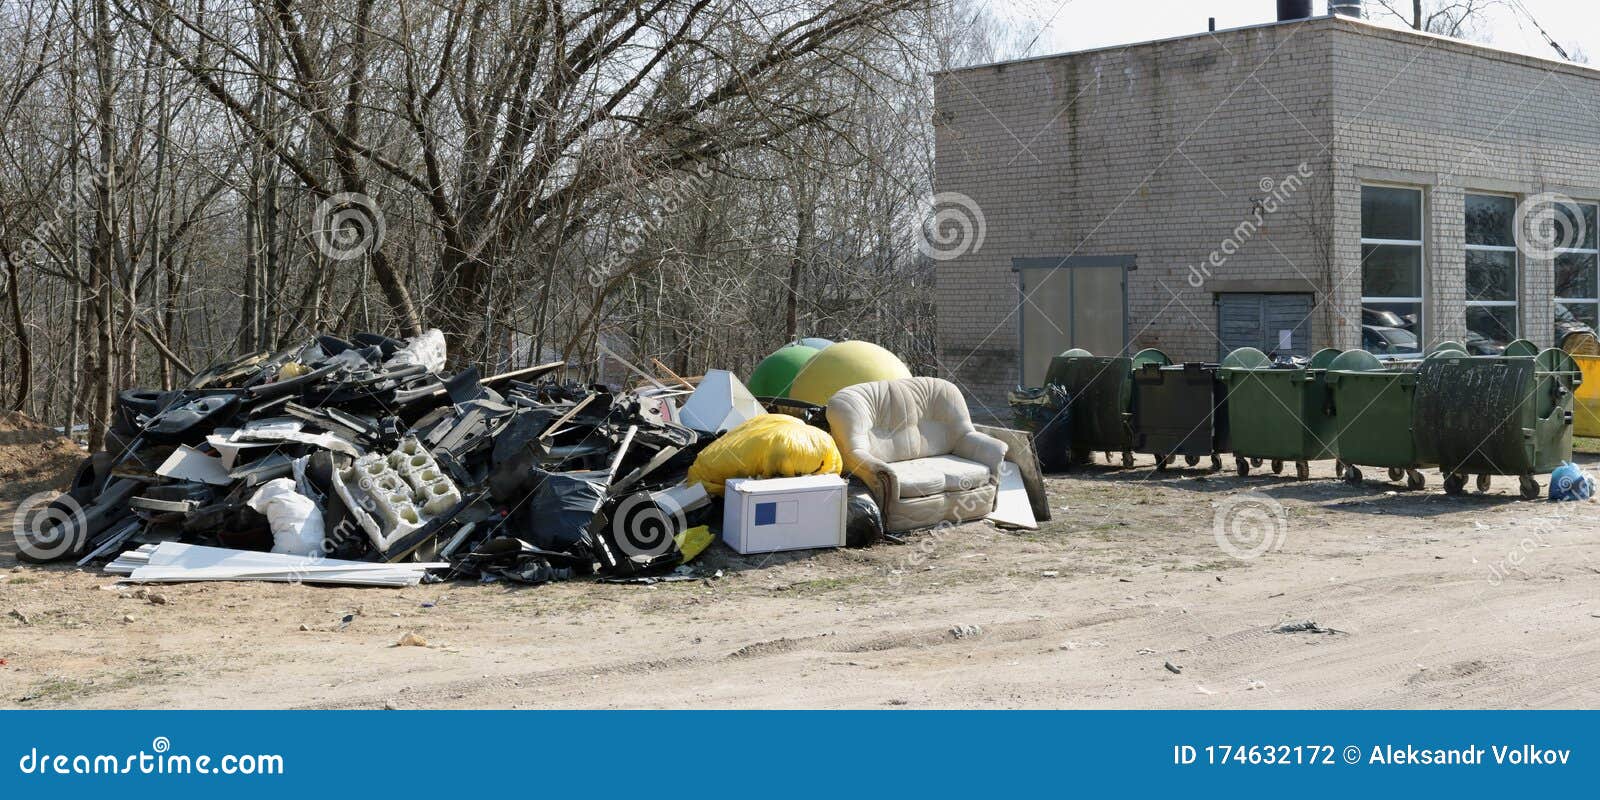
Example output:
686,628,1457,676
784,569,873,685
936,15,1600,407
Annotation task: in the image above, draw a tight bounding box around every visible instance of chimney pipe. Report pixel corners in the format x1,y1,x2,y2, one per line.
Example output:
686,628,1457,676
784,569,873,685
1329,0,1362,17
1276,0,1312,20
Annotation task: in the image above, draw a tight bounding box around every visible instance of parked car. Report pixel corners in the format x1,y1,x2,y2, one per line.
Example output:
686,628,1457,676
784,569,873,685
1362,324,1419,357
1361,308,1408,329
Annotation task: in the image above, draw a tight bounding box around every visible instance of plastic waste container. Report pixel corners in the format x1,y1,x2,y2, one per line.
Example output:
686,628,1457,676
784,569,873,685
1216,347,1340,480
1131,361,1231,470
1007,385,1071,472
1571,354,1600,438
1323,349,1442,489
1413,345,1581,499
1044,348,1169,467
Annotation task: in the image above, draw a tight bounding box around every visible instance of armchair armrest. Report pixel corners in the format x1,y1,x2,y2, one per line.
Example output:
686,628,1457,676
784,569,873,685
846,448,898,502
953,430,1008,479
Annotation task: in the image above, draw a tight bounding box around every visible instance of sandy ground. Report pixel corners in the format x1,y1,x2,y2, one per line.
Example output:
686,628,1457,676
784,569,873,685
3,455,1599,709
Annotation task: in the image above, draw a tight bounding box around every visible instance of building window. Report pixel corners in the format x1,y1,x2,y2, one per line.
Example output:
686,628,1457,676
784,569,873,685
1554,201,1600,345
1464,194,1518,353
1360,185,1423,356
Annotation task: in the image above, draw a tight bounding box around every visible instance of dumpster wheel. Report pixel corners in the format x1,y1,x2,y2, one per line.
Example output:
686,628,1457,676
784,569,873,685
1184,454,1199,467
1235,456,1250,477
1250,458,1263,468
1270,459,1283,474
1155,454,1169,471
1343,464,1362,485
1405,469,1426,491
1210,454,1222,472
1121,450,1134,468
1103,451,1114,464
1476,474,1491,493
1387,467,1404,482
1295,461,1310,481
1443,473,1466,495
1519,475,1540,500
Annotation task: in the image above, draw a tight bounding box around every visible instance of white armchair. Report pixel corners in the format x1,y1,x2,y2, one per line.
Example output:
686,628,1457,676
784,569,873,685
826,377,1007,533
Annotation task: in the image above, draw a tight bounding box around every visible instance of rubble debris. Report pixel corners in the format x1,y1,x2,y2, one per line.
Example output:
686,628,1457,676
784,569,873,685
394,632,429,648
1270,620,1344,635
677,370,763,434
107,542,441,587
246,479,325,556
10,331,972,590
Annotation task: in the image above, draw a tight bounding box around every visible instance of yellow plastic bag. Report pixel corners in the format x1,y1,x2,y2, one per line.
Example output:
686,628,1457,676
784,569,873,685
675,525,715,563
687,414,842,496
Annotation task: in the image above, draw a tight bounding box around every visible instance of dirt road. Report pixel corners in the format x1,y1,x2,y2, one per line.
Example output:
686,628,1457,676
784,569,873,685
4,457,1599,709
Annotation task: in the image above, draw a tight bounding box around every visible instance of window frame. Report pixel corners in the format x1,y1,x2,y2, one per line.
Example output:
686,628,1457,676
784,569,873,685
1463,191,1521,345
1553,198,1600,336
1359,183,1426,356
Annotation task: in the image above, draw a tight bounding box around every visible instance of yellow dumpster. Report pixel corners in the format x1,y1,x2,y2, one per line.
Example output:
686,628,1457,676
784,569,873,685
1574,354,1600,438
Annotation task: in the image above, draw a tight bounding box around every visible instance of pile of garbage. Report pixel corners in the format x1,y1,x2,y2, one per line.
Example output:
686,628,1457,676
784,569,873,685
17,330,882,587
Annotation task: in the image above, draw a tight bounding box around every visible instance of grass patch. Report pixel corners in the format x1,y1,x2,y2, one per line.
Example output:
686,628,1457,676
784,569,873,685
1166,560,1244,573
1574,436,1600,455
779,576,865,595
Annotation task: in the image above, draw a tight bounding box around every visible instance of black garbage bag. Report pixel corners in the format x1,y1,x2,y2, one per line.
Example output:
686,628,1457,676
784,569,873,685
845,481,884,548
517,469,608,553
1008,385,1071,471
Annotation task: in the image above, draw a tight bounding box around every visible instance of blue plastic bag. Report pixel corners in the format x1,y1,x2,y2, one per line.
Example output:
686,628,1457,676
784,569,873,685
1549,462,1594,501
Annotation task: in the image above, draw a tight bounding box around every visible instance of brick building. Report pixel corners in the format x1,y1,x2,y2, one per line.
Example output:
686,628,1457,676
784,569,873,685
933,12,1600,409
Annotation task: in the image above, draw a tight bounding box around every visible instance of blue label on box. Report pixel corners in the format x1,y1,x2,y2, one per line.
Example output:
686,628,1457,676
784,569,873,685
753,501,776,525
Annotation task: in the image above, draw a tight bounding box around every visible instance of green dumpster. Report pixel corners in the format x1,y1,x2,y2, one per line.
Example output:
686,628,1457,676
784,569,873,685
1131,361,1231,471
1216,347,1340,480
1044,348,1169,467
1413,345,1581,499
1323,349,1439,489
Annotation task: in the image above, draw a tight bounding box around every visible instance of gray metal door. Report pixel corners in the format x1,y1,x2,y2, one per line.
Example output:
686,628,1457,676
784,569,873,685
1014,256,1134,386
1217,293,1313,359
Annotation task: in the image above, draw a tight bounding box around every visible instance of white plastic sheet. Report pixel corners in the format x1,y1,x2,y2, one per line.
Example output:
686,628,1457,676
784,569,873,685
247,478,326,556
385,328,447,373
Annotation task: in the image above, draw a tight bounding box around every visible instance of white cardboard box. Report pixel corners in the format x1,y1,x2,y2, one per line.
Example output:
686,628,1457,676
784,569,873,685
722,474,847,555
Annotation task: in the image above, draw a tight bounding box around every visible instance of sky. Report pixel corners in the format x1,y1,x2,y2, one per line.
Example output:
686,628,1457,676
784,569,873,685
989,0,1600,65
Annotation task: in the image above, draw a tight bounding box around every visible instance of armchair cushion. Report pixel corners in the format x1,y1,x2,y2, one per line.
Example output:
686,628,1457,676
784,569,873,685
886,455,993,499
